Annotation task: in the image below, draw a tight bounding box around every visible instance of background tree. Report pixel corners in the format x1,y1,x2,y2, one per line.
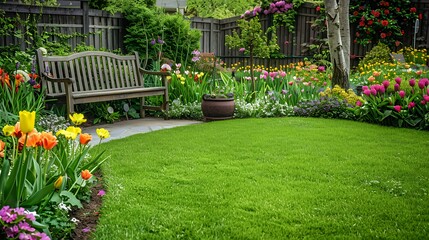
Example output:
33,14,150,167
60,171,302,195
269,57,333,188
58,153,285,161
225,16,279,96
324,0,350,89
186,0,258,19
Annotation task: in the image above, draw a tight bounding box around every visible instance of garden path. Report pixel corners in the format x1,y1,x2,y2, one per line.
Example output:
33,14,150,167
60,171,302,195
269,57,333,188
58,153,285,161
83,117,202,144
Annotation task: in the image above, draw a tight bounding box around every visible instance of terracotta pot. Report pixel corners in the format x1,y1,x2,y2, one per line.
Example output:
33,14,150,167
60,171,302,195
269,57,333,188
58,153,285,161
201,97,235,121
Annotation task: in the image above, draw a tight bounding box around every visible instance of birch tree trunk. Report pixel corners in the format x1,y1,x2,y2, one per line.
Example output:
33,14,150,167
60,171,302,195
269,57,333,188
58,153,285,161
324,0,350,89
339,0,350,72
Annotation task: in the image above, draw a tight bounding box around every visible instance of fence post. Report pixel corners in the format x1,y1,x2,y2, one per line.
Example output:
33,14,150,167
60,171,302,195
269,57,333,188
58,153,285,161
81,0,90,45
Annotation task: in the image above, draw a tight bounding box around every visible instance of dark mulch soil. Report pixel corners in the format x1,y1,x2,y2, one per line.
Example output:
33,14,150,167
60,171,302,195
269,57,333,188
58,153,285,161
69,172,104,240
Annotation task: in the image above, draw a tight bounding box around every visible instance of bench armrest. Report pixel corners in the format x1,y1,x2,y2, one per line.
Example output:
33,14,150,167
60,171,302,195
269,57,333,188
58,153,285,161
139,68,170,87
42,72,75,84
139,68,171,76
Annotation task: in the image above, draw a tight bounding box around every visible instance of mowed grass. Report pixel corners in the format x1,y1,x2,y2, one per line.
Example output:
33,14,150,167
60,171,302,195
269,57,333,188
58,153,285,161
92,118,429,239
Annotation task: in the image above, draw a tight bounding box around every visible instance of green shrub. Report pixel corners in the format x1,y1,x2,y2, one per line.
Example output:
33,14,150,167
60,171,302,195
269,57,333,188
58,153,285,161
123,5,201,67
358,42,393,71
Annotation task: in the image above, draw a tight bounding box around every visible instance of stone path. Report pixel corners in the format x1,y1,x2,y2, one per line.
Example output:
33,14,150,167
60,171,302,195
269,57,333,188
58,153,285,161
83,118,202,144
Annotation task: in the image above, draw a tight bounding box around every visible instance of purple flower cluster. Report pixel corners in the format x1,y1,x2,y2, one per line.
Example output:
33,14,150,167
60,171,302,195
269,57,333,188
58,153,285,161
0,206,50,240
191,49,201,62
241,1,293,18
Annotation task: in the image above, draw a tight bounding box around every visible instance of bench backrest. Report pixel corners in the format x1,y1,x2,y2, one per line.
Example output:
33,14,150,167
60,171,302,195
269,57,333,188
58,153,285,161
36,50,145,96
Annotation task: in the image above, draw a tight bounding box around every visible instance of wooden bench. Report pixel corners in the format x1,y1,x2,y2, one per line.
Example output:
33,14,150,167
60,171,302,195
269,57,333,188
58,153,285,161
36,49,169,118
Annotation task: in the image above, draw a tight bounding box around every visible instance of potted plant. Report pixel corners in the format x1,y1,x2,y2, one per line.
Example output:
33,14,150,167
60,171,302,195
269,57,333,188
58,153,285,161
201,72,235,121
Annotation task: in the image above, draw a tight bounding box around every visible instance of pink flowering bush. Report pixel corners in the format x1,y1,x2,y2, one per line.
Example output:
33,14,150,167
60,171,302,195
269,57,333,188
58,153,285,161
355,77,429,129
0,206,49,239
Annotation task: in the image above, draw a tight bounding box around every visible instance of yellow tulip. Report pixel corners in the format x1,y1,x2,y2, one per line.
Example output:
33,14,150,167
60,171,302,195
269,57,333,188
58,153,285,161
54,176,63,189
96,128,110,139
19,111,36,134
2,125,15,136
69,113,87,126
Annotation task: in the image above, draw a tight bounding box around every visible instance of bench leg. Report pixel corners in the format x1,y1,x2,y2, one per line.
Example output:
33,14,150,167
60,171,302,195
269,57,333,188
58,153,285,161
65,86,74,117
140,96,145,118
163,91,169,120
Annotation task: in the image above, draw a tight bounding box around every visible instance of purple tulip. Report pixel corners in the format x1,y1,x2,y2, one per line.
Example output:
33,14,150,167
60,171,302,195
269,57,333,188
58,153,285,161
399,90,405,98
409,78,416,87
379,85,386,93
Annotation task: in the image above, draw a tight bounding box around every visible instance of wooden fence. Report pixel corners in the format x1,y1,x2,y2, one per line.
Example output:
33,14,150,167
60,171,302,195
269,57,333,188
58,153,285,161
0,0,124,52
1,1,429,68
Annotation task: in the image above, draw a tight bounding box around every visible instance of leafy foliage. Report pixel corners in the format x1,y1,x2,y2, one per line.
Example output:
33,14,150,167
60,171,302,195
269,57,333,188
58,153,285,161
186,0,258,19
293,96,356,119
358,42,393,71
123,5,201,66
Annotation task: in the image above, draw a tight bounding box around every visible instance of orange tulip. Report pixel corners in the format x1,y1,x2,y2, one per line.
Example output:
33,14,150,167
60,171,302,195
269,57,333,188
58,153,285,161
81,170,92,180
40,131,58,150
19,129,41,148
14,122,22,138
79,133,92,145
0,140,5,158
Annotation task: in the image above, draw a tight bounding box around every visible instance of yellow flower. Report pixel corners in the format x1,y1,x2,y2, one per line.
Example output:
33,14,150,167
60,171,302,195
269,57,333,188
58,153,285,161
96,128,110,139
19,111,36,134
69,113,87,126
2,125,15,136
54,176,63,189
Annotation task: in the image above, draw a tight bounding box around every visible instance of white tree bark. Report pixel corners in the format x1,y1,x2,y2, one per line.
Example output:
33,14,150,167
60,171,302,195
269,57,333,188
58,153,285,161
324,0,350,89
339,0,350,73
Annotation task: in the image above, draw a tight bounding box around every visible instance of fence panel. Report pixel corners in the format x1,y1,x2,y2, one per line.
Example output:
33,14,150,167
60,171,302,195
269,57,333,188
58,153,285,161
0,2,123,52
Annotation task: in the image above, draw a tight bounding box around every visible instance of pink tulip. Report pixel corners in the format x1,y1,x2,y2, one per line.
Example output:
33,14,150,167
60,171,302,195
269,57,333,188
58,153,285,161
363,89,371,96
356,100,362,107
408,102,416,109
424,95,429,102
409,79,416,87
382,80,390,89
362,86,369,91
399,90,405,98
379,85,385,93
421,100,427,105
394,83,400,91
370,88,377,96
418,79,427,89
395,77,402,85
393,105,401,112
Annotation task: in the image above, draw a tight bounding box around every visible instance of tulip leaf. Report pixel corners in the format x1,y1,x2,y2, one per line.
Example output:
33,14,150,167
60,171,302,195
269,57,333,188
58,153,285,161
60,190,83,208
21,183,55,207
0,159,10,203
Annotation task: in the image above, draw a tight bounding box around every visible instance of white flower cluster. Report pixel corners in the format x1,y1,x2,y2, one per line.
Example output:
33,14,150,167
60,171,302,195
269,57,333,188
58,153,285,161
166,99,203,119
234,98,293,118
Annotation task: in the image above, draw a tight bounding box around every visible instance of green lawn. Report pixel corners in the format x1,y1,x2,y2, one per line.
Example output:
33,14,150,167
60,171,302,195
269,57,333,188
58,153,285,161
92,118,429,239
